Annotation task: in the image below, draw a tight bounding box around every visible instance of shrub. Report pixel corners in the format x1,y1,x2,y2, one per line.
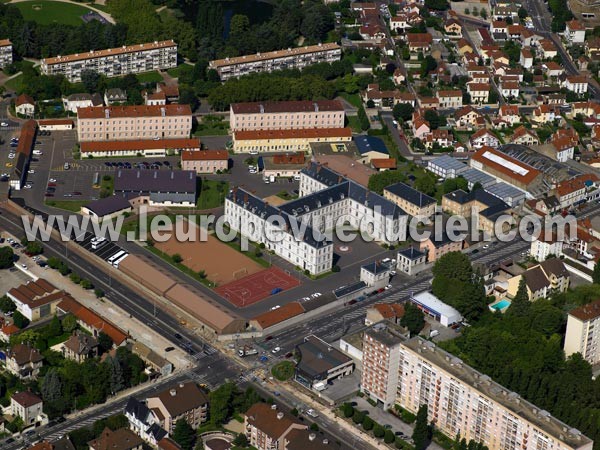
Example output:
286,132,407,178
362,415,374,431
172,253,183,263
373,424,385,438
342,403,354,418
385,429,395,443
352,409,365,424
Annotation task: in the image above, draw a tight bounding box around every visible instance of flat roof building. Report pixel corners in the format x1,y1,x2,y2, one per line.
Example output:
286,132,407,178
410,291,462,327
232,127,352,154
294,335,354,390
80,138,200,158
564,299,600,365
41,40,177,82
210,43,341,80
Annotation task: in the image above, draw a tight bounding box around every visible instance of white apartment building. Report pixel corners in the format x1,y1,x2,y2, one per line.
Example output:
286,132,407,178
436,90,463,109
209,43,341,80
41,40,177,82
361,326,593,450
0,39,13,68
561,75,588,95
224,163,407,275
530,231,563,261
77,104,192,142
564,300,600,365
230,100,345,132
564,20,586,45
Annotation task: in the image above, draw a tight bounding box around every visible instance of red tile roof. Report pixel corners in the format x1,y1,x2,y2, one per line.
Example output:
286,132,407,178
37,119,73,126
252,302,305,329
16,94,34,107
181,149,229,161
371,158,397,169
471,146,541,186
12,391,42,407
77,104,191,119
569,299,600,321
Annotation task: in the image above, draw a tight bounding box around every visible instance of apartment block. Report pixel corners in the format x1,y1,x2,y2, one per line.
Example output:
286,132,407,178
230,100,345,132
77,104,192,142
564,299,600,365
209,43,341,80
0,39,13,68
360,324,593,450
232,127,352,154
41,40,177,83
146,382,209,433
383,182,437,220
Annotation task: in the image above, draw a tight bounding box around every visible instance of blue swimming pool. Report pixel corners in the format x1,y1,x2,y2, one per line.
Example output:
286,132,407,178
491,300,511,311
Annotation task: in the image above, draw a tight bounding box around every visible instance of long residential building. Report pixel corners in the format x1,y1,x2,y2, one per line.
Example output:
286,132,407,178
77,104,192,142
209,43,341,80
41,40,177,82
80,138,200,158
361,323,593,450
0,39,13,68
224,162,407,275
232,127,351,154
230,100,345,132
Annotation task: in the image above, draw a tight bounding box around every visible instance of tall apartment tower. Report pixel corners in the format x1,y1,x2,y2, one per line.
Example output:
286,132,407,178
564,299,600,365
0,39,13,68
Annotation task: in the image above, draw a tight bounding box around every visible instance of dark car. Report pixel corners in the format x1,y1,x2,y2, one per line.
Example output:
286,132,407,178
155,161,163,166
44,193,54,197
165,346,175,352
174,333,182,340
348,299,357,305
72,191,83,196
5,437,15,444
163,161,170,165
265,335,274,341
104,162,112,166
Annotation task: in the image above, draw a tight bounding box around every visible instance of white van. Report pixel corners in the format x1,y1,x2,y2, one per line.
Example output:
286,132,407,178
32,150,43,156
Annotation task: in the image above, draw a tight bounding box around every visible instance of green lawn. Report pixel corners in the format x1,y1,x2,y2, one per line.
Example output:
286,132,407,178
136,71,163,84
339,92,362,108
166,64,192,78
197,179,229,209
194,115,229,136
347,115,361,133
45,200,88,213
4,74,24,92
271,361,295,381
13,1,97,26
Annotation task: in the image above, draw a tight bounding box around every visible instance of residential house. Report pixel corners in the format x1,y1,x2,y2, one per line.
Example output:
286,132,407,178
561,75,588,94
5,344,43,379
104,88,127,105
363,84,416,108
15,94,35,117
406,33,433,54
454,105,484,129
470,129,500,149
498,104,520,126
11,391,45,426
585,37,600,60
365,304,406,326
423,129,452,149
531,104,556,124
519,48,533,69
499,80,520,99
510,125,539,146
390,14,410,33
542,61,564,79
62,93,103,113
565,19,586,45
146,382,209,433
467,82,490,104
7,279,67,321
506,258,569,300
555,174,600,208
442,189,510,235
62,331,99,363
124,398,168,447
418,96,439,110
383,182,437,219
88,428,144,450
538,39,557,59
412,116,431,138
436,90,462,109
396,247,427,275
444,18,462,38
457,39,473,55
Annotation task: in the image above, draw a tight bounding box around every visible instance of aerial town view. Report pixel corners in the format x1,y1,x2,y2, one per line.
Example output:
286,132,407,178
1,0,600,449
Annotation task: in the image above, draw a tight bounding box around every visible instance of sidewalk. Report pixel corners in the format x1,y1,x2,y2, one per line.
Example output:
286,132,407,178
4,232,190,369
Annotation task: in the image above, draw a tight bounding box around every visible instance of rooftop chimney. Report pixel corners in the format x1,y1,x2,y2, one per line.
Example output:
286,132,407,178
277,412,284,420
170,389,176,396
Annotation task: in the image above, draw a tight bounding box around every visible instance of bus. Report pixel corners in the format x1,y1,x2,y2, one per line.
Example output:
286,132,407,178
112,253,129,268
107,250,126,265
91,237,106,250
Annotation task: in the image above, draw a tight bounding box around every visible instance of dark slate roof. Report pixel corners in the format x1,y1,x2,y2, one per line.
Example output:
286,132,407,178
334,281,367,298
295,335,352,379
540,257,568,278
84,196,131,217
385,182,437,207
125,397,151,423
148,423,168,442
541,195,560,209
362,261,392,275
398,246,425,260
226,187,331,249
302,161,346,187
353,135,389,155
113,169,196,195
523,266,550,292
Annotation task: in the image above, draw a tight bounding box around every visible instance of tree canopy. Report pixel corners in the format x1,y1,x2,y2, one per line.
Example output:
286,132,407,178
400,303,425,336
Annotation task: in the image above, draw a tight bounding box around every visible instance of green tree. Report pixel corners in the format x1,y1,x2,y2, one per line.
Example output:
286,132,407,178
373,424,385,438
352,409,365,424
0,246,14,269
507,277,530,317
362,415,374,431
384,429,395,443
105,356,124,394
518,6,528,19
368,171,407,194
25,241,43,255
81,69,101,93
401,303,426,336
209,382,235,425
432,252,473,282
172,253,183,263
98,332,114,354
414,174,437,197
62,314,78,333
424,109,441,129
94,288,105,298
358,106,370,131
393,102,415,122
0,295,16,313
342,403,354,418
41,368,63,403
13,311,29,329
593,261,600,284
173,418,196,450
47,315,62,338
420,55,438,78
412,405,431,450
232,433,248,447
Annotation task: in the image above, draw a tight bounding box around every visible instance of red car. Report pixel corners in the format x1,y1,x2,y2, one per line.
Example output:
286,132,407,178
44,193,54,197
47,183,56,187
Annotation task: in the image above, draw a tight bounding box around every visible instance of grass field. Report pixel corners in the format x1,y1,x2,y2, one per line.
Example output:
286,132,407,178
45,200,88,213
5,74,24,92
136,71,163,84
13,1,95,26
197,179,229,209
